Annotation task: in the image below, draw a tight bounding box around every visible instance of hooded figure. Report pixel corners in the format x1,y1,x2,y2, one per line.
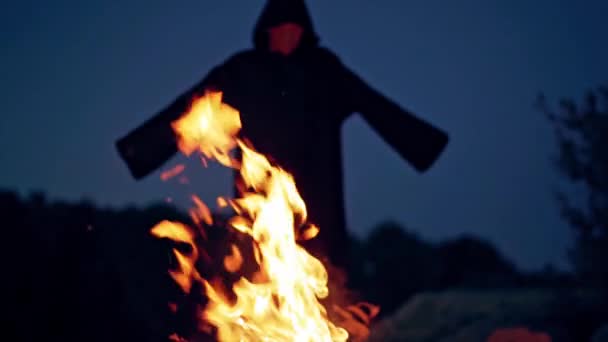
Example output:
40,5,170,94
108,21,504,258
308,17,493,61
116,0,449,273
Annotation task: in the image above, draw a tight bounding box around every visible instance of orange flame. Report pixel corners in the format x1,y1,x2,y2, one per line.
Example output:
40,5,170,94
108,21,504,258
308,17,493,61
189,194,213,227
160,164,186,181
171,91,241,167
153,91,373,341
223,244,243,273
151,221,200,294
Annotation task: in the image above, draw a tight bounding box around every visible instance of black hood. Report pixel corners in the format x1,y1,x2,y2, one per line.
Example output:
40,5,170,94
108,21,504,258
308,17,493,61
253,0,319,50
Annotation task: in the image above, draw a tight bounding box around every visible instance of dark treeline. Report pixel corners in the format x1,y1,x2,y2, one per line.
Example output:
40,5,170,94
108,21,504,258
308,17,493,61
4,190,190,341
539,86,608,288
2,189,577,341
349,222,576,316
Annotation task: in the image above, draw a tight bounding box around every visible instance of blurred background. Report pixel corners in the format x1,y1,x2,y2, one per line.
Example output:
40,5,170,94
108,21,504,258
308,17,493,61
2,1,607,341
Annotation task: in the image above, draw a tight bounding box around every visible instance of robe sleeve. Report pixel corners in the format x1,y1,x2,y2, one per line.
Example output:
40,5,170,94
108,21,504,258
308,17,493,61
324,48,449,172
115,63,230,180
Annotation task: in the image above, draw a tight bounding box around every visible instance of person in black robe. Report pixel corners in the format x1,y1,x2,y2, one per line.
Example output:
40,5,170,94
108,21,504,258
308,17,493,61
116,0,449,276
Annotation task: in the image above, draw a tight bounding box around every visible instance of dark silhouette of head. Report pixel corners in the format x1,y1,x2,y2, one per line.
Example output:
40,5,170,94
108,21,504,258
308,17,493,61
253,0,319,54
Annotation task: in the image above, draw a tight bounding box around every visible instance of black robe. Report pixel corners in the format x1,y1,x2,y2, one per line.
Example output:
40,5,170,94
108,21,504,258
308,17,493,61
116,0,449,271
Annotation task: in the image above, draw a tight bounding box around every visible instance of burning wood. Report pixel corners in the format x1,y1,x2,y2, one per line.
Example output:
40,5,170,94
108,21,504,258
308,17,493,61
150,91,378,341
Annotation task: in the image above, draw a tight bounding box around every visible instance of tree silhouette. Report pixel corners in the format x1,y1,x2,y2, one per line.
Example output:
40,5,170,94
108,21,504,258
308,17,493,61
538,85,608,287
437,235,518,288
357,221,442,314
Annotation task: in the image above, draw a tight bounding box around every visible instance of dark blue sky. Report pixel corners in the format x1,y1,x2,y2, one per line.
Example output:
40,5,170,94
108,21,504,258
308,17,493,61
1,0,607,270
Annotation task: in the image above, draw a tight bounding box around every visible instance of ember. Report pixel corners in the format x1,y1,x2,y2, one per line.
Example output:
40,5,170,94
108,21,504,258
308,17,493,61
150,91,377,341
160,164,186,181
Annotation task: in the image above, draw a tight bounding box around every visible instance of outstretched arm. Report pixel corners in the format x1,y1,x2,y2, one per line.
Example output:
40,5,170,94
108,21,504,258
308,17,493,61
115,66,228,180
329,51,449,172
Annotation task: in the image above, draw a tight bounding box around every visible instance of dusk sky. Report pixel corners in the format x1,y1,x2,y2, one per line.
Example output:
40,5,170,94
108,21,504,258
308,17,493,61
2,0,607,271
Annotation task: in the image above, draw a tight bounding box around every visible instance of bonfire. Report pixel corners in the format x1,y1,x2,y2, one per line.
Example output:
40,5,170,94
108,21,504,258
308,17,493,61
150,91,378,342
